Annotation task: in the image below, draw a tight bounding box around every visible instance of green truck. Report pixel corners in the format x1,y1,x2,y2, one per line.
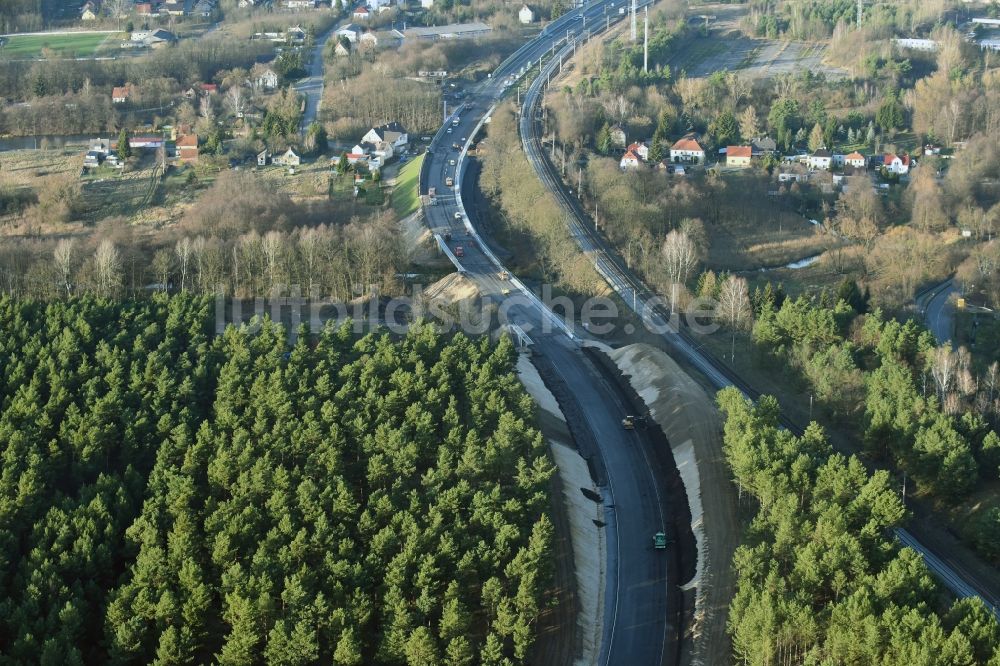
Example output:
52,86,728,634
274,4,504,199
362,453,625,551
653,532,668,550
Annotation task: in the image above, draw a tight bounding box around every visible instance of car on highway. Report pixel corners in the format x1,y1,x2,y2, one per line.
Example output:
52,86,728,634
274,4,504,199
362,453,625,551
447,127,453,133
653,532,668,550
454,245,464,257
449,159,456,165
454,211,462,219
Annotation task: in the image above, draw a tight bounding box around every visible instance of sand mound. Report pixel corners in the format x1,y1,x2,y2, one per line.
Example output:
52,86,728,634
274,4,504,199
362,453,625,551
400,211,451,267
609,343,737,666
419,272,480,305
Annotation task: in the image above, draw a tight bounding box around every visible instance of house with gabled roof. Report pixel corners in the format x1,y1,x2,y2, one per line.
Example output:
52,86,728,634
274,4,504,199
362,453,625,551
884,152,911,175
176,134,199,163
807,148,832,170
111,85,134,103
726,145,752,168
844,151,866,169
362,122,408,149
620,149,641,170
670,136,704,164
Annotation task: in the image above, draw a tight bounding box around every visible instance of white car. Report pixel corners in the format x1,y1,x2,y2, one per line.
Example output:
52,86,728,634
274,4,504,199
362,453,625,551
454,212,462,219
449,159,456,165
447,127,453,133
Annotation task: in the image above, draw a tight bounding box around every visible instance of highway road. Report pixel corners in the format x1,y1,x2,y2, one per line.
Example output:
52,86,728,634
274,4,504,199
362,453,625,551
517,22,1000,620
418,3,680,664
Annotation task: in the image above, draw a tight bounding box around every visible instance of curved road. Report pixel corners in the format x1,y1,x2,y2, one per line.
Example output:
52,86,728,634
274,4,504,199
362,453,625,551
295,22,339,130
918,278,958,347
419,4,678,664
519,30,1000,619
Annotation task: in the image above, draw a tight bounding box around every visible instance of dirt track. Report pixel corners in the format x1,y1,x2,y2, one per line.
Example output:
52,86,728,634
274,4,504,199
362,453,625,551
609,343,738,666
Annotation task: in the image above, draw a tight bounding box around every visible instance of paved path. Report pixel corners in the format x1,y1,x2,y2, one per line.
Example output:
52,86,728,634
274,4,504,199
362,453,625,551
295,23,339,131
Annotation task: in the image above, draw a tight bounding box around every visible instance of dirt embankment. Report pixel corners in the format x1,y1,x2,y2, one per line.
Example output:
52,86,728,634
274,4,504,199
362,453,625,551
608,343,738,666
517,354,604,666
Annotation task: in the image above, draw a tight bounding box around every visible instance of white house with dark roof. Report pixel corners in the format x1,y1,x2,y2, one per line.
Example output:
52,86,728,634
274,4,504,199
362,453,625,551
362,122,408,149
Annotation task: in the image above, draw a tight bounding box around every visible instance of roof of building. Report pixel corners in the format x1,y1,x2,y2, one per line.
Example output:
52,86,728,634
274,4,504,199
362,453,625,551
727,145,752,159
845,151,865,161
752,136,777,150
811,149,832,158
403,22,492,38
621,149,640,162
670,137,703,152
112,86,131,98
176,134,198,148
884,152,910,165
200,83,218,92
370,121,407,138
353,5,370,13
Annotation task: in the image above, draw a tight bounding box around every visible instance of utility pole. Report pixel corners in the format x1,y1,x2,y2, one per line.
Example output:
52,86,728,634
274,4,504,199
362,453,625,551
643,7,649,73
630,0,636,41
856,0,862,29
443,100,447,123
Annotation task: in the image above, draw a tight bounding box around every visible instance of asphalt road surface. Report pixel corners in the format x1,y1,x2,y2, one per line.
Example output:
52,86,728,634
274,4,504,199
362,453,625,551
919,278,958,346
295,23,338,130
419,4,677,664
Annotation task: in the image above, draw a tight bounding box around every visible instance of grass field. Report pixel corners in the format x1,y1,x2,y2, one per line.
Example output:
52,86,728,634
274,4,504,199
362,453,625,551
0,32,114,58
391,154,424,217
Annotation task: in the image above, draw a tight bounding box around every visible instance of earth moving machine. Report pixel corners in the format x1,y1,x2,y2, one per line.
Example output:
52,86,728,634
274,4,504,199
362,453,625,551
622,414,647,430
499,270,510,280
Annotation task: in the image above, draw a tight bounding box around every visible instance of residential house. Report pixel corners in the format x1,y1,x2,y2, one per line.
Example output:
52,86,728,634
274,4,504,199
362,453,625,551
353,5,370,19
345,151,368,165
135,2,155,14
336,23,363,42
176,134,199,163
924,144,941,156
131,28,177,47
807,149,832,170
366,0,391,10
609,124,627,148
194,0,214,16
669,136,705,165
627,141,649,161
286,0,317,7
273,147,301,166
163,0,186,15
111,85,133,104
257,149,271,166
105,154,121,168
238,0,257,7
83,151,102,168
726,145,752,168
287,25,307,42
253,66,280,90
778,172,806,183
362,122,408,149
518,4,535,23
619,149,641,170
81,2,98,20
844,151,866,169
750,136,777,156
200,83,218,95
884,152,911,175
89,138,111,155
334,41,351,56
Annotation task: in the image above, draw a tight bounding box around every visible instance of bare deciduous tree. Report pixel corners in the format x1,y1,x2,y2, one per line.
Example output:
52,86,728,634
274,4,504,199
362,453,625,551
94,240,121,299
175,237,192,292
53,239,75,296
661,229,701,287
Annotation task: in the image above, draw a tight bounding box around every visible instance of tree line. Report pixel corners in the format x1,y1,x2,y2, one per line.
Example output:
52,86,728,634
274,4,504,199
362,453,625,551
717,386,1000,665
0,295,556,665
